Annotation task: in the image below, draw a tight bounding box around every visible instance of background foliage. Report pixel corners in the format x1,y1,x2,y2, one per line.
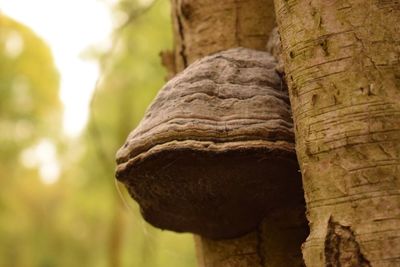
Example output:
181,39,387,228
0,0,196,266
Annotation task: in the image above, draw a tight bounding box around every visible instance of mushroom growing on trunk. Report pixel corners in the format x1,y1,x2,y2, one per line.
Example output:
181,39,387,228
116,47,304,239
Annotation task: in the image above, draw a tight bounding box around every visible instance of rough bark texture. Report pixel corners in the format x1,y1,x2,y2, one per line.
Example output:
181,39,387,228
170,0,276,71
274,0,400,266
194,207,307,267
163,1,308,266
116,48,303,240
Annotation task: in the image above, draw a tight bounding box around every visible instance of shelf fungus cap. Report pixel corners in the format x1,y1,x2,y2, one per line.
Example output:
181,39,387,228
116,47,303,239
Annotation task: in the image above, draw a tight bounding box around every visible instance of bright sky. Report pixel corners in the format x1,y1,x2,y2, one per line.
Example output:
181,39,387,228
1,0,115,184
1,0,114,137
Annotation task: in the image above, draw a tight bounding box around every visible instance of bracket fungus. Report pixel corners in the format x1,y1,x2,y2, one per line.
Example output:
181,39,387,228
116,47,303,239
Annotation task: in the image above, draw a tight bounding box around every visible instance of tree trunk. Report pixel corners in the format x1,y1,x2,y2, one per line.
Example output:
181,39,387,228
274,0,400,266
163,0,308,266
170,0,276,67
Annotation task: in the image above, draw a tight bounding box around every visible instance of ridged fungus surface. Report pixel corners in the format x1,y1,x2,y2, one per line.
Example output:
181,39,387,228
116,48,303,239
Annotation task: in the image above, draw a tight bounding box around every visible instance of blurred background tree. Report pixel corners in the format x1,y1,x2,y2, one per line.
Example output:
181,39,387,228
0,0,196,266
0,13,61,171
0,13,63,267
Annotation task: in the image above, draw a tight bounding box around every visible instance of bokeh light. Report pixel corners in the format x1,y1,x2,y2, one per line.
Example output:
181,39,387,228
0,0,196,266
2,0,113,136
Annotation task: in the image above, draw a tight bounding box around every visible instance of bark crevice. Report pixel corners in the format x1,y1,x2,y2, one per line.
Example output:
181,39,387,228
176,8,188,68
324,217,371,267
256,223,266,267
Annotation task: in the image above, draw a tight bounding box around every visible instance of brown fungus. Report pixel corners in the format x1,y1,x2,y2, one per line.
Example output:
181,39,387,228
116,47,303,239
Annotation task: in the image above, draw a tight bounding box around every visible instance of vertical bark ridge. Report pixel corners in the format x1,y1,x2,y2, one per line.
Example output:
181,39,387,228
175,10,188,68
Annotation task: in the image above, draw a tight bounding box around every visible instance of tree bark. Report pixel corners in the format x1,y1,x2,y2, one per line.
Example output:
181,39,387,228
170,0,276,70
274,0,400,266
164,1,308,266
